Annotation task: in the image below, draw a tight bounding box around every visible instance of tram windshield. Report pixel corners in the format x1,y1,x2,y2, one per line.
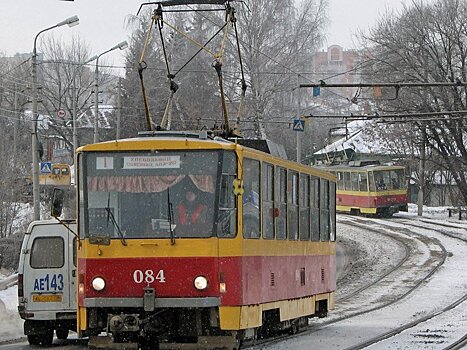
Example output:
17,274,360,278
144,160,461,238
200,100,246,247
79,150,235,240
370,168,406,191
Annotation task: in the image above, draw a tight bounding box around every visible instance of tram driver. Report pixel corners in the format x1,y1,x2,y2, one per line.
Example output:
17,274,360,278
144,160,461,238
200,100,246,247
175,180,212,237
176,187,208,226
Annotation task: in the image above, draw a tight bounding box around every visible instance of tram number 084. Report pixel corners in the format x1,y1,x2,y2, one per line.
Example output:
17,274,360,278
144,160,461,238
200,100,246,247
133,269,166,284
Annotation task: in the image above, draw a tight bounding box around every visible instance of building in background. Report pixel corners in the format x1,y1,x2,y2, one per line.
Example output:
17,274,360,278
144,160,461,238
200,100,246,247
311,45,364,99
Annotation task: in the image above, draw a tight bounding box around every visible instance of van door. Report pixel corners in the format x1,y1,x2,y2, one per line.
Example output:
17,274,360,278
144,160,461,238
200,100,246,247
22,222,76,313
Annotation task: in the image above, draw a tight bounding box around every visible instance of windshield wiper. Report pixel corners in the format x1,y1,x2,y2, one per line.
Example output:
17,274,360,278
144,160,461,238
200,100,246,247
105,193,127,246
167,188,176,245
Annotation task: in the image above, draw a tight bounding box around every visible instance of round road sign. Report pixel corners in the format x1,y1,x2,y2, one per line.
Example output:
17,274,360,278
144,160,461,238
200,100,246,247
57,109,66,118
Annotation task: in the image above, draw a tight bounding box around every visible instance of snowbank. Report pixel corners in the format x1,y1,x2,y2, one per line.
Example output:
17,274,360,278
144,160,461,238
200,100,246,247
0,272,23,343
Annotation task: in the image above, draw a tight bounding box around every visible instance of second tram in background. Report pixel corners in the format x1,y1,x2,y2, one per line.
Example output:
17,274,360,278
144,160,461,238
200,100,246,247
325,160,408,217
39,163,71,187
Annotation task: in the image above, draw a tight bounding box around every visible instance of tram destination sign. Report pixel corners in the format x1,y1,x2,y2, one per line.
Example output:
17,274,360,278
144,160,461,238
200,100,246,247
123,156,181,169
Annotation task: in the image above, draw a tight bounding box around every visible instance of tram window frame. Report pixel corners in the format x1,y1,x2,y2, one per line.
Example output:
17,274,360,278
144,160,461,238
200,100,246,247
242,158,261,239
217,151,238,238
351,172,359,191
320,179,330,241
330,181,336,242
359,172,368,192
299,173,310,241
336,172,344,190
369,171,376,192
287,170,299,241
310,176,320,241
344,172,351,190
275,166,287,240
262,163,275,240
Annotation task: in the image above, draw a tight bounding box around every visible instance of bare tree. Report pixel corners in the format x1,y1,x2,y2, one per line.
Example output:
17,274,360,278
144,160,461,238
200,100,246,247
0,55,33,237
237,0,328,139
37,35,100,154
362,0,467,205
121,1,327,147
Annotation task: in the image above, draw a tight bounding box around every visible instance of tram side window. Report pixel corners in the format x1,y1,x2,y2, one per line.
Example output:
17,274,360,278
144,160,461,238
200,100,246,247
242,158,261,239
369,171,376,192
330,181,336,241
299,174,310,241
287,171,299,241
374,171,390,191
351,172,359,191
390,169,405,189
320,179,330,241
336,172,344,190
275,167,287,240
217,152,237,238
310,176,320,241
344,172,351,190
262,163,274,240
359,172,368,192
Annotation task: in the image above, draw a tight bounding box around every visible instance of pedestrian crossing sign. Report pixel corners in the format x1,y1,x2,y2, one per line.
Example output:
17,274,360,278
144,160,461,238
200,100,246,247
40,162,52,174
292,119,305,132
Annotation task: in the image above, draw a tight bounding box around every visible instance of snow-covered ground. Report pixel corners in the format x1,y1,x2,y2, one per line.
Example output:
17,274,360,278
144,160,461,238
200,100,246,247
260,204,467,349
0,204,466,346
0,270,23,343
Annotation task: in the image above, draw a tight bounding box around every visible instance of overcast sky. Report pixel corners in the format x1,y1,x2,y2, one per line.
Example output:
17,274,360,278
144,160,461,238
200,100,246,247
0,0,420,72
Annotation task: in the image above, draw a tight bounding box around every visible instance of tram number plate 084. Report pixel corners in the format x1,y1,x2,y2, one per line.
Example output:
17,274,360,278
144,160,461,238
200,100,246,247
133,269,166,284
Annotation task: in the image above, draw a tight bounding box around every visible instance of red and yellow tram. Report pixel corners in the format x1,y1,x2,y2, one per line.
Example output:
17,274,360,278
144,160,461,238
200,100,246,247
326,161,408,217
75,132,336,349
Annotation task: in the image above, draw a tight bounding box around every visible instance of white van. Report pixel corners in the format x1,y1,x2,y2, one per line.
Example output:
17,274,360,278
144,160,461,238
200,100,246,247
17,219,77,346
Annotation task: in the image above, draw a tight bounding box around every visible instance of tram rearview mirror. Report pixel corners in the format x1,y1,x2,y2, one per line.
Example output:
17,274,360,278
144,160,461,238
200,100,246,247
51,188,65,218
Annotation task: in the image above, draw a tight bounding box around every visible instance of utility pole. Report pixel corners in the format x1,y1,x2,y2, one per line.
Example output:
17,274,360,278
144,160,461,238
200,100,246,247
31,15,79,220
117,77,122,140
14,86,18,156
93,41,128,143
296,74,301,163
417,127,426,216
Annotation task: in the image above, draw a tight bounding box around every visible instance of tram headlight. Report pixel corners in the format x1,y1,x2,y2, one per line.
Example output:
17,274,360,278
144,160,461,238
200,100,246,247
193,276,208,291
91,277,106,291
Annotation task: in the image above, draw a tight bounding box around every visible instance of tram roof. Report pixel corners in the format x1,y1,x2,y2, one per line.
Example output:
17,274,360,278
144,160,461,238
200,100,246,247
320,163,405,172
76,132,336,180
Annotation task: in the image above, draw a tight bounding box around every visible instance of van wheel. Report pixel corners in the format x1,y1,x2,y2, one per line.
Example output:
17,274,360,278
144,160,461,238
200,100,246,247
27,330,53,346
56,328,69,340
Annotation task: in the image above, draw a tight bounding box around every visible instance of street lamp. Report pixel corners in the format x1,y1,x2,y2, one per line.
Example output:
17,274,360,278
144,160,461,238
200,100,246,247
72,55,98,184
93,41,128,143
31,15,80,220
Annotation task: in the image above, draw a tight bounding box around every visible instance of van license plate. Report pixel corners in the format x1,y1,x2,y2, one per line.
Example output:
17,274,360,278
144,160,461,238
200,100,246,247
32,294,63,302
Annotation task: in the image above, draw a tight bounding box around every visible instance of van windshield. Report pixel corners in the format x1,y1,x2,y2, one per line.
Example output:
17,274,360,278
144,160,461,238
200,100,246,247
79,151,226,239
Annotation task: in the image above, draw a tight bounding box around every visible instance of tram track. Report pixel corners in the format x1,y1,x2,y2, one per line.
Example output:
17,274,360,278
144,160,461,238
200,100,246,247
250,214,467,350
338,216,467,350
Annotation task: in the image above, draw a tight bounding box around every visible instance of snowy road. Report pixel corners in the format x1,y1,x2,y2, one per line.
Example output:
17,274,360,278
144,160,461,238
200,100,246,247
257,213,467,350
1,206,466,349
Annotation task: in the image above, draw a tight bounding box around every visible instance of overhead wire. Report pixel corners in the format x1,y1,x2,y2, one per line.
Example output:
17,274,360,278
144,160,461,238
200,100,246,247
184,3,349,101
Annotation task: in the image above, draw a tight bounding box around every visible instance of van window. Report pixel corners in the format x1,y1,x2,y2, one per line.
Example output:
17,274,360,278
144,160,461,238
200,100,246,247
30,237,64,269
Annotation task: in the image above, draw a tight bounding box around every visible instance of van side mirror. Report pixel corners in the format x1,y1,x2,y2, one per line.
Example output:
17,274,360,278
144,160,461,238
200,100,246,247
51,188,65,218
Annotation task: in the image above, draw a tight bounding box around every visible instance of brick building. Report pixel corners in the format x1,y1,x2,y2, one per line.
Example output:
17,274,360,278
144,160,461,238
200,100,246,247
311,45,364,99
